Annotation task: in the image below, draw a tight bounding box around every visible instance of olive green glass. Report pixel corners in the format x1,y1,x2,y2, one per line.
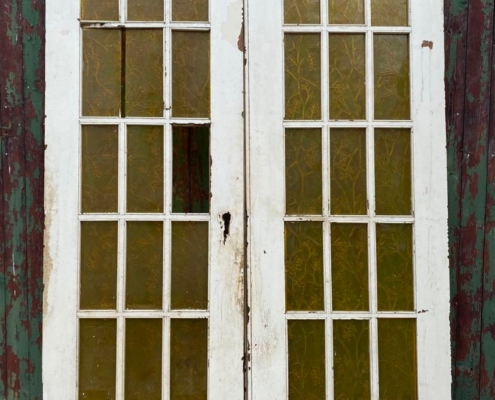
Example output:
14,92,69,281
285,129,322,215
331,224,369,311
284,0,321,24
127,0,164,21
333,320,370,400
288,320,326,400
285,222,324,311
125,319,162,400
285,34,321,120
80,222,118,310
171,222,209,310
328,0,364,24
172,0,209,21
377,224,414,311
81,125,118,213
81,0,118,21
126,222,163,310
170,319,208,400
127,125,164,213
371,0,408,26
79,319,117,400
378,319,417,399
375,129,412,215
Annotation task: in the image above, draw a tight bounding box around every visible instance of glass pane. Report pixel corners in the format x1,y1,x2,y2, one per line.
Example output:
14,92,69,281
79,319,117,400
127,126,164,213
371,0,408,26
81,0,118,21
127,0,164,21
172,126,210,213
126,222,163,310
329,34,366,120
81,125,118,213
80,222,118,310
125,30,163,117
333,320,370,399
378,319,417,399
82,29,121,116
285,129,322,215
170,319,208,400
172,31,210,117
171,222,209,310
376,224,414,311
125,319,162,400
328,0,364,24
374,35,410,120
375,129,412,215
288,320,326,400
284,0,320,24
285,222,324,311
331,224,369,311
285,34,321,120
172,0,209,21
330,128,367,215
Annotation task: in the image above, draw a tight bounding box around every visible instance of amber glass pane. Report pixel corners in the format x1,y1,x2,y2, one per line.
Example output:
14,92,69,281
288,320,325,400
328,0,364,24
285,34,321,120
329,34,365,120
173,126,210,213
375,129,411,215
171,222,209,309
284,0,320,24
127,0,164,21
82,29,121,116
333,320,370,399
331,224,369,311
170,319,208,400
81,125,118,213
81,0,118,21
286,129,322,215
125,30,163,117
330,129,367,215
172,0,209,21
285,222,324,311
126,222,163,310
377,224,414,311
125,319,162,400
80,222,118,310
127,126,164,213
172,32,210,117
371,0,408,26
378,319,417,399
374,35,410,120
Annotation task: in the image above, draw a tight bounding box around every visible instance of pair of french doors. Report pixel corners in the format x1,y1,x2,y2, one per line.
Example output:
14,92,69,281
44,0,450,399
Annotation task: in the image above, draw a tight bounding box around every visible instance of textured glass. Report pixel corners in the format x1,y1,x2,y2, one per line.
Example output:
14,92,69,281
172,0,209,21
375,129,412,215
331,224,369,311
285,34,321,120
82,29,121,116
81,125,118,213
127,126,164,213
173,126,210,213
170,319,208,400
127,0,164,21
80,222,118,310
288,320,326,400
171,222,209,310
329,34,366,120
330,129,367,215
284,0,320,24
285,129,322,215
328,0,364,24
79,319,117,400
285,222,324,311
125,319,162,400
374,35,410,120
371,0,408,26
81,0,118,21
333,320,370,400
125,30,163,117
172,32,210,117
126,222,163,310
378,319,417,400
377,224,414,311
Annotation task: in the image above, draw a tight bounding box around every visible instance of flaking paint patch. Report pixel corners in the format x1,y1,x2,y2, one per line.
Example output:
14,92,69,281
221,1,243,48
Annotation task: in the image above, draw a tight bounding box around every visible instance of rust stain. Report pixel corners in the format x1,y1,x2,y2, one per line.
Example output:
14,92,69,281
237,23,244,53
422,40,434,49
